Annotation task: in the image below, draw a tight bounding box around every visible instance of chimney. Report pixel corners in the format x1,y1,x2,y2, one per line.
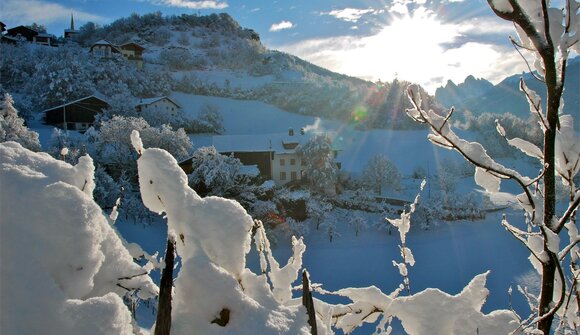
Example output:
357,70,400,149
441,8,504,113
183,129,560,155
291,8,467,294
288,128,294,136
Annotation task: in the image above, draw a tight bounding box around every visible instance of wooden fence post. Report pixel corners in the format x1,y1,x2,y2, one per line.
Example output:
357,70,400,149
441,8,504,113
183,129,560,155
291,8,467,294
155,238,176,335
302,269,318,335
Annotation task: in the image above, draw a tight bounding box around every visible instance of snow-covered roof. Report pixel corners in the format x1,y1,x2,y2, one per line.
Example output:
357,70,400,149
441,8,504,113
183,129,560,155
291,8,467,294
135,96,181,109
89,39,121,53
91,39,114,46
212,131,340,154
239,165,260,177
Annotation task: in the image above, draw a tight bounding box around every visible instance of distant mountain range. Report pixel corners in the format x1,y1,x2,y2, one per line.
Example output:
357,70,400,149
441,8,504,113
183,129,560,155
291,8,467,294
435,58,580,128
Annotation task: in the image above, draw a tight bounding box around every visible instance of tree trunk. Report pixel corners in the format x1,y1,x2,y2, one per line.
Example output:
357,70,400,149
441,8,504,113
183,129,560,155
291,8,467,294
155,238,176,335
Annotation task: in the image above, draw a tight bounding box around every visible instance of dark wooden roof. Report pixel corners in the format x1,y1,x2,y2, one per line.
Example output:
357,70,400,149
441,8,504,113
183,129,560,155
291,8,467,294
44,95,109,124
120,42,145,52
6,26,38,42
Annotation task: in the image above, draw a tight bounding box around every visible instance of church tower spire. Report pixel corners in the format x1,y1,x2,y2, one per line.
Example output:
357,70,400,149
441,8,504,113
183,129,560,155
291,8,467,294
70,13,75,31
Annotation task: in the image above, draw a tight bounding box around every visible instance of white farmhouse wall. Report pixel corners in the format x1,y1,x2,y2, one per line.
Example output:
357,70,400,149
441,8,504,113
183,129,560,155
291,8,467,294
138,98,179,117
272,152,304,186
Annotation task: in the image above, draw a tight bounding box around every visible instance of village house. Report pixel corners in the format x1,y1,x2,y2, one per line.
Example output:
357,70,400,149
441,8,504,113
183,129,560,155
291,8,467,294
33,32,58,47
180,129,341,187
0,22,18,45
119,42,145,69
135,96,181,116
5,25,38,42
89,40,121,59
43,95,109,131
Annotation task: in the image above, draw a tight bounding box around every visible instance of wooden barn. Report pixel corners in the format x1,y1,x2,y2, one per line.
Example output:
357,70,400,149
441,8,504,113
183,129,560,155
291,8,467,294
5,26,38,42
120,42,145,68
44,95,109,131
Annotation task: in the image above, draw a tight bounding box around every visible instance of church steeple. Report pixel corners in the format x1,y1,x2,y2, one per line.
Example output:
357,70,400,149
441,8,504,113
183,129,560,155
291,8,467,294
70,13,75,31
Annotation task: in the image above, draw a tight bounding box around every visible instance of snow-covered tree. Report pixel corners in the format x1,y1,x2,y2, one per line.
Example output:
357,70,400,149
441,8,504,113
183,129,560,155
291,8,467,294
91,116,192,177
197,103,225,134
300,134,338,194
186,146,242,196
348,211,368,236
320,215,340,242
404,1,580,332
307,196,333,230
362,154,401,194
0,93,40,151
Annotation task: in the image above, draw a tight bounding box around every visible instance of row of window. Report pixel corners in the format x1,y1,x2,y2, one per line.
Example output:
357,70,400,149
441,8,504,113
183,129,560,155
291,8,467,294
280,171,299,181
279,158,306,166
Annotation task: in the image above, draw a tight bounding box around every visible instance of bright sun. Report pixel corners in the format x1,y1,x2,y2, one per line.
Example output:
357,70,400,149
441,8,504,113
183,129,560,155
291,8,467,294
337,7,507,92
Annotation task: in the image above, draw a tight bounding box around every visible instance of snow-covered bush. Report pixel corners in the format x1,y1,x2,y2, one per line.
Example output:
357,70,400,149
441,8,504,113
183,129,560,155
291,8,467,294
159,48,197,70
131,131,315,334
0,141,157,335
47,128,88,164
0,93,40,151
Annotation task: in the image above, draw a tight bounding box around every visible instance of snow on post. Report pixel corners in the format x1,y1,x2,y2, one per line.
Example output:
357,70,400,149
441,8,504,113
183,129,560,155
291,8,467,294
132,131,312,335
0,141,157,335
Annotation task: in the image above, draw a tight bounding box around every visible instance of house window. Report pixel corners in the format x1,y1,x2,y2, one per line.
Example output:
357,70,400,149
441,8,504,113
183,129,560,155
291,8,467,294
291,171,297,181
280,158,285,166
301,159,306,166
280,172,287,180
290,158,296,165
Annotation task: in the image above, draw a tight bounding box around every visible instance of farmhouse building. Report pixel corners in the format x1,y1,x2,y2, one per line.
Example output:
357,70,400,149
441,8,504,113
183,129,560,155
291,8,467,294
181,129,341,186
43,95,109,131
119,42,145,69
33,32,58,46
135,96,181,116
5,26,38,42
89,40,121,58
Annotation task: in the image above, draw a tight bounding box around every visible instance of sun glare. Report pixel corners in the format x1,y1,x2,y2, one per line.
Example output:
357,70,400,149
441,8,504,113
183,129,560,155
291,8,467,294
334,7,512,93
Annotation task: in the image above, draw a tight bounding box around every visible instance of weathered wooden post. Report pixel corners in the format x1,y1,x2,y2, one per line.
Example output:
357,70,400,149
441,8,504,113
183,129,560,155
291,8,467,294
302,269,317,335
155,238,176,335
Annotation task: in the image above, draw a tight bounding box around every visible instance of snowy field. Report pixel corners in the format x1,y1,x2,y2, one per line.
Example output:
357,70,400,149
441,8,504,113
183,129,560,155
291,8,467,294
108,93,535,333
115,207,534,334
27,92,539,334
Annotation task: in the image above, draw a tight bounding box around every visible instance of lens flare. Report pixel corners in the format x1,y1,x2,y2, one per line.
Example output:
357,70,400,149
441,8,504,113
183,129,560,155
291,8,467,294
352,105,368,123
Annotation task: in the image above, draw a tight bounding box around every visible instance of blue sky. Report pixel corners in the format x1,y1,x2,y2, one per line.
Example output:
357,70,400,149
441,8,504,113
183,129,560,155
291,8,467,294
1,0,535,92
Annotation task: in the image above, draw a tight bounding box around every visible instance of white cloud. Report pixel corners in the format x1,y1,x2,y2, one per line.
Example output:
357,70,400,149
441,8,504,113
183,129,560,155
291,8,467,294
269,20,294,32
321,8,377,22
146,0,228,9
276,7,525,93
0,0,106,26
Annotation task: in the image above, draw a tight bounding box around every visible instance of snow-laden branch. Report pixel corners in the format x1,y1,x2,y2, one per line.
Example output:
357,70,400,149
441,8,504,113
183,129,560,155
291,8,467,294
406,86,536,214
